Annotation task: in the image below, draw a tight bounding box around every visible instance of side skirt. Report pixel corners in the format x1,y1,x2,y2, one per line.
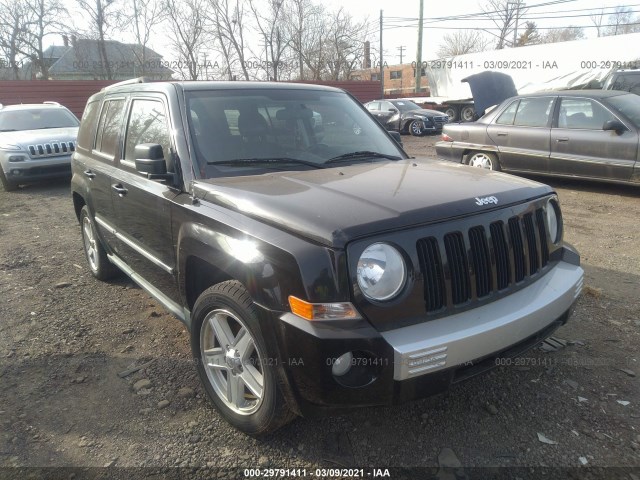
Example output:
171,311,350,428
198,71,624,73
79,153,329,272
107,253,191,330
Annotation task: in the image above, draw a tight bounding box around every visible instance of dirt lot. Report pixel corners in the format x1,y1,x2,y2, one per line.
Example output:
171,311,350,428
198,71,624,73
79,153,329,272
1,134,639,478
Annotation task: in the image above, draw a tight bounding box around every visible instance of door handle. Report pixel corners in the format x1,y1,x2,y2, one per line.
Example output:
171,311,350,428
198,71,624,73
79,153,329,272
83,169,96,179
556,137,569,142
496,132,508,136
112,184,128,196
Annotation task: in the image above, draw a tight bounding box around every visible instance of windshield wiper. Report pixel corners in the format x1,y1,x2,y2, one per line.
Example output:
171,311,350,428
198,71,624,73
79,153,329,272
0,129,16,132
210,157,325,169
325,151,402,164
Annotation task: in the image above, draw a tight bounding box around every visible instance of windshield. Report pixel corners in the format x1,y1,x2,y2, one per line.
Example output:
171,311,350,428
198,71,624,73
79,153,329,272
392,100,421,113
607,94,640,128
185,88,406,178
0,108,79,132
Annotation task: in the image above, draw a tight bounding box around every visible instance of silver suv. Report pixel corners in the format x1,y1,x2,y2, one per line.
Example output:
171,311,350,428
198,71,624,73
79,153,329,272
0,102,79,191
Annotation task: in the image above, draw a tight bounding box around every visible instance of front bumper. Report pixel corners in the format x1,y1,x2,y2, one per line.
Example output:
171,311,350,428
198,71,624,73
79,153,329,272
270,259,583,415
0,153,72,183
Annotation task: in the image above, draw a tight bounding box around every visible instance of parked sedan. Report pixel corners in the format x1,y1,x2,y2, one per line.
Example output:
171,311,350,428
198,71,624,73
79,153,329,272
365,99,449,136
436,90,640,184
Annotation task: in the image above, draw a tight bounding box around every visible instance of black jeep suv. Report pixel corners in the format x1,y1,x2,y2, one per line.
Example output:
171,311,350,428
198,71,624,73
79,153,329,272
72,79,583,435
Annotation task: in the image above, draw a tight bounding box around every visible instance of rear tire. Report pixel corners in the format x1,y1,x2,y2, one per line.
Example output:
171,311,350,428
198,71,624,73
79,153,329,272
443,107,458,122
466,151,500,171
80,206,119,280
192,281,295,436
0,169,17,191
461,105,476,122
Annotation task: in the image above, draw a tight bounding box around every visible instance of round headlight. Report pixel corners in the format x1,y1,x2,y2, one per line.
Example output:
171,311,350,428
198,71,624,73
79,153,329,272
546,198,561,243
356,243,406,301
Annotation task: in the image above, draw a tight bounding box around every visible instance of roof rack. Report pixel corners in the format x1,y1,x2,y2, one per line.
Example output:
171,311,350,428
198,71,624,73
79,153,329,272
102,77,149,91
43,101,61,106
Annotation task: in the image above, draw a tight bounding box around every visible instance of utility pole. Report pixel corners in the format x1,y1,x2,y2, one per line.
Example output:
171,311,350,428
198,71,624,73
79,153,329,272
414,0,424,93
512,1,522,47
379,9,384,99
397,45,405,64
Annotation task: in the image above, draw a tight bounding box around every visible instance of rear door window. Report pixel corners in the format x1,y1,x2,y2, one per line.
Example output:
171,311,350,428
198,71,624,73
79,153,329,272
513,97,554,127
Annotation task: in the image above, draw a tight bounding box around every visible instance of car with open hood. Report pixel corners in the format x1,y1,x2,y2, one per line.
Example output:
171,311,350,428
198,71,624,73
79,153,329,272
71,78,583,435
436,90,640,184
0,102,79,191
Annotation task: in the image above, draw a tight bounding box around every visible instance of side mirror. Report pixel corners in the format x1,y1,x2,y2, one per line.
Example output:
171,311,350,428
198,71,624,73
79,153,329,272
134,143,175,183
135,143,167,175
603,119,627,134
389,131,403,147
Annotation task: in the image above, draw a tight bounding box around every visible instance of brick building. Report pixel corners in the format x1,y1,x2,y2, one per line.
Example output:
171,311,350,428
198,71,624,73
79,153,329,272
349,63,431,97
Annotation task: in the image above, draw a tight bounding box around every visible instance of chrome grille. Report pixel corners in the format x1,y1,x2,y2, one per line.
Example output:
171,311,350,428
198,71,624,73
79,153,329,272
28,141,75,158
433,116,448,125
417,208,550,313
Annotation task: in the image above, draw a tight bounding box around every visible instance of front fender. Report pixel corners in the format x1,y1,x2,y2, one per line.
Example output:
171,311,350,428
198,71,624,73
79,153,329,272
176,221,349,312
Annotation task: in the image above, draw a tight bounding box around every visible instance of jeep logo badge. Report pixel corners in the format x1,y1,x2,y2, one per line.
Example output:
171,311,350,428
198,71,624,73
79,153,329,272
475,196,498,206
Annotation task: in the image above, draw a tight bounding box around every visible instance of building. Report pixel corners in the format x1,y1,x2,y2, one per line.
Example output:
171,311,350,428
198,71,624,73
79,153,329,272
39,36,173,81
349,63,431,97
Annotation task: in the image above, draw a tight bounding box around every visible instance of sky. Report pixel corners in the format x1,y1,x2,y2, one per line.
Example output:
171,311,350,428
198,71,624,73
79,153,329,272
54,0,639,67
321,0,639,62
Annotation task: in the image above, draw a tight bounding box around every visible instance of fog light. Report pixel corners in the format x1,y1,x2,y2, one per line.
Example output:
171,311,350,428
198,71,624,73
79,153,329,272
331,352,353,377
10,169,22,176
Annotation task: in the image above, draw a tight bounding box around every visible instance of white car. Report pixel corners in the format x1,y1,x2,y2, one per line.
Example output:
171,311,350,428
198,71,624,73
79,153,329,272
0,102,79,191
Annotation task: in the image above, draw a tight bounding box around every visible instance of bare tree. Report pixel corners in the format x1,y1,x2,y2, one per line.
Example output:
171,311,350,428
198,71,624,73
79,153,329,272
515,21,540,46
322,8,369,80
283,0,327,80
207,0,250,80
604,6,640,36
127,0,166,75
540,26,584,44
436,30,491,57
249,0,290,81
590,8,606,37
74,0,126,79
165,0,209,80
0,1,29,79
481,0,527,49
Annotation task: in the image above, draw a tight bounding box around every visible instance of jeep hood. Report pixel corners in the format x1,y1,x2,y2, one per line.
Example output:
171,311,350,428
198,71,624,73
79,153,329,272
194,159,551,248
0,127,79,148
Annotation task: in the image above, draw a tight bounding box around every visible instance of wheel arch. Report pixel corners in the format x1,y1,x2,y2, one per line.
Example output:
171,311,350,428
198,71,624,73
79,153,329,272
463,148,501,164
177,223,306,315
72,192,86,223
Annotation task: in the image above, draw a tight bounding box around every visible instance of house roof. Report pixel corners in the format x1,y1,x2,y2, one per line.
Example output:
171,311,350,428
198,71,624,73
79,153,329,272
42,45,71,61
49,39,173,76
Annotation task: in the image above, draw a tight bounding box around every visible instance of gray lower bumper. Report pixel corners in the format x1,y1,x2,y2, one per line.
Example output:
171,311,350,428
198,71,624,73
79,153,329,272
381,262,584,381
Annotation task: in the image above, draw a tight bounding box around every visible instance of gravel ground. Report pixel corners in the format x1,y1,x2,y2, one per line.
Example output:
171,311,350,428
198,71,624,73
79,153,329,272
1,134,639,479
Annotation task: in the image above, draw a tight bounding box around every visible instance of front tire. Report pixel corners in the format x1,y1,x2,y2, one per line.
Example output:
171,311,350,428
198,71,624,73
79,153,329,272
80,206,119,280
409,120,423,136
466,151,500,171
192,281,294,436
0,169,17,192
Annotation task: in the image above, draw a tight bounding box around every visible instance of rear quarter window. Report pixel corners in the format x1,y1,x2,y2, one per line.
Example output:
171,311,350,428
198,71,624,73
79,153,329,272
77,100,100,151
95,98,126,159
